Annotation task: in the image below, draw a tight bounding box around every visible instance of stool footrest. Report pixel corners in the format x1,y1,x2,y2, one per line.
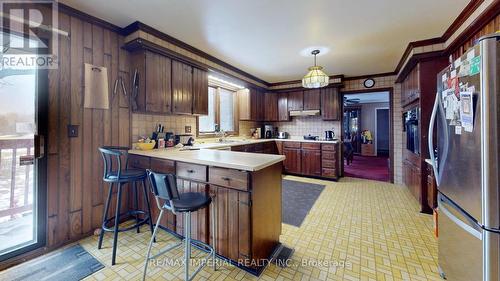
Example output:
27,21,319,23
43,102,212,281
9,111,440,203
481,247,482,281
102,210,150,233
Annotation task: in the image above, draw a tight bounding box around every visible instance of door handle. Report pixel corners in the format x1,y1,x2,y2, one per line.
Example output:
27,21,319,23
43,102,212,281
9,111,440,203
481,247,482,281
439,195,482,240
34,135,45,159
428,93,439,184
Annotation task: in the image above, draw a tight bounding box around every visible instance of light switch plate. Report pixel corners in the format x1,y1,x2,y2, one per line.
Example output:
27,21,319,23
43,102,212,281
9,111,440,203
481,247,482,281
185,126,191,133
68,124,79,138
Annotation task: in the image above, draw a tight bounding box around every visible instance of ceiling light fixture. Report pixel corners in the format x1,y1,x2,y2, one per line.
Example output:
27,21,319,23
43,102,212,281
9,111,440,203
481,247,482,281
302,50,329,89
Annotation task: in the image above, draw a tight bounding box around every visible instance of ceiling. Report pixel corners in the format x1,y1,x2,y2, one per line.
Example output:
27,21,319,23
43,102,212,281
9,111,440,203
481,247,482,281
345,92,389,104
60,0,469,83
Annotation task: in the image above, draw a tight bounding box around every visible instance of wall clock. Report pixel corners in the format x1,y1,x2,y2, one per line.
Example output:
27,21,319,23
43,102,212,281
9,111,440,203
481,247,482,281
364,78,375,88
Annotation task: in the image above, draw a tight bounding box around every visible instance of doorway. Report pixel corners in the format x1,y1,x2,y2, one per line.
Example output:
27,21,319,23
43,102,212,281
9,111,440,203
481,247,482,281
342,90,391,182
0,33,47,261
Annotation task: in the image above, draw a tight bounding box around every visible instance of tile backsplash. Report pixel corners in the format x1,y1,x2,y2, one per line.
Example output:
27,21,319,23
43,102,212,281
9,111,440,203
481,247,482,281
131,113,197,142
271,116,341,138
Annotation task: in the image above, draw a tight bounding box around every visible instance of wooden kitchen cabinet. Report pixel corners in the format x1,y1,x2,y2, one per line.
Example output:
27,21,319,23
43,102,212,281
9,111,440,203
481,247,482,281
301,148,321,176
321,87,341,120
303,89,321,110
192,67,209,115
172,60,193,114
264,92,278,121
287,90,303,111
239,88,265,121
283,146,301,174
175,179,209,243
426,162,437,209
130,50,172,114
278,92,290,121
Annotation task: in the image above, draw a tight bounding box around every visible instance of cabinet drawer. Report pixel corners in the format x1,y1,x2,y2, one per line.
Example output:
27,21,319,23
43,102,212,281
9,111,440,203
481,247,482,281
209,167,249,191
321,143,336,151
301,143,320,150
283,141,301,149
322,151,336,160
150,158,175,174
322,160,336,169
128,155,150,169
322,168,337,178
176,162,207,182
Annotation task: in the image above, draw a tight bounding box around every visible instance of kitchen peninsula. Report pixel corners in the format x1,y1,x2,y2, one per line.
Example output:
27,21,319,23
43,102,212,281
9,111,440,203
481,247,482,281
128,147,285,273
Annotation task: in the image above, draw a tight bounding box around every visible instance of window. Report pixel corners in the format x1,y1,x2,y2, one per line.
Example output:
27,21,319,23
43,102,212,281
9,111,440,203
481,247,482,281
198,87,237,134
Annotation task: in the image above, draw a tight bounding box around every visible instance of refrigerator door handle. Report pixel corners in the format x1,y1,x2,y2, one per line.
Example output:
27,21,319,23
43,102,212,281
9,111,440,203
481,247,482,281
439,194,483,240
429,92,447,185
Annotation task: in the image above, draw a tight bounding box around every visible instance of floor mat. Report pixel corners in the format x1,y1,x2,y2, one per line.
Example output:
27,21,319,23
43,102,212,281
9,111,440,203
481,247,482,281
282,179,325,227
344,155,390,182
0,244,104,281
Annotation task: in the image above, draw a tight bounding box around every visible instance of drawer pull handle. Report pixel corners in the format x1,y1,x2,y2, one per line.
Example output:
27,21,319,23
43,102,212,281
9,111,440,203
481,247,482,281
221,177,230,181
187,169,195,173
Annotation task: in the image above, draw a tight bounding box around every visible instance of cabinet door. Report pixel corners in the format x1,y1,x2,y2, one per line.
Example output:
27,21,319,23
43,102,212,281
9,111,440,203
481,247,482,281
210,185,251,262
301,149,321,176
278,92,289,121
192,68,208,115
321,87,341,120
172,60,193,114
264,92,278,121
238,89,251,120
283,148,301,174
303,89,321,110
175,179,209,243
145,51,172,114
287,90,303,111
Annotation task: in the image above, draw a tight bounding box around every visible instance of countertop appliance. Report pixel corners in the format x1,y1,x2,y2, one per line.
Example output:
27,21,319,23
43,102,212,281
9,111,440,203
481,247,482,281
175,134,194,146
303,135,319,141
277,132,288,139
325,130,335,141
263,125,274,139
429,33,499,281
405,107,420,155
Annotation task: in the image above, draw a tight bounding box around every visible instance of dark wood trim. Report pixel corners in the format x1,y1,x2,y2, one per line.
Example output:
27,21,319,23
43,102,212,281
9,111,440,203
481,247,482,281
343,72,396,81
122,21,270,87
395,50,445,83
394,37,444,74
269,75,344,88
57,3,122,34
442,0,485,40
271,83,343,93
445,0,500,55
340,87,395,183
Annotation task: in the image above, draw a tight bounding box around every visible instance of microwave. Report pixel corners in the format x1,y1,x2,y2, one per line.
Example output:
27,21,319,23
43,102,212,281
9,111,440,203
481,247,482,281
405,107,420,155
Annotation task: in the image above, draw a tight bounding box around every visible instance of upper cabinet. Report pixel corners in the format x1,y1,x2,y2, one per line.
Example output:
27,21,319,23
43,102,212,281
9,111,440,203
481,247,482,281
303,89,321,110
130,50,172,114
287,90,303,111
277,92,289,121
172,60,193,114
401,64,420,106
264,92,278,122
321,87,341,120
130,49,208,116
238,88,265,121
192,68,209,115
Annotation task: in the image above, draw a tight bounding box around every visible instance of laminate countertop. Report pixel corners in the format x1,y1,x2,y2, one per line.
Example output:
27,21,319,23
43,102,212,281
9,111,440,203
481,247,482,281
128,148,285,172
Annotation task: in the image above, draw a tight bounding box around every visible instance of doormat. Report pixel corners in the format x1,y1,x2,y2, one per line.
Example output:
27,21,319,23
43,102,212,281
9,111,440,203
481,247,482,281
282,179,325,227
0,244,104,281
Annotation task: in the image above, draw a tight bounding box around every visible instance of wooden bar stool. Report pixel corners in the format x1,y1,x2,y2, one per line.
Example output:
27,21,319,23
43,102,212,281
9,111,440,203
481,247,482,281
98,146,155,265
143,169,217,281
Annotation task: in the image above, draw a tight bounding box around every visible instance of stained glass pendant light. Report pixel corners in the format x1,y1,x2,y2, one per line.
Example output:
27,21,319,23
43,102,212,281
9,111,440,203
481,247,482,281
302,49,329,88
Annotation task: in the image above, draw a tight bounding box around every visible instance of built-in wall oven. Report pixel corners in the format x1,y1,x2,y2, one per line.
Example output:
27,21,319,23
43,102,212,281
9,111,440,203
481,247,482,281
405,107,420,155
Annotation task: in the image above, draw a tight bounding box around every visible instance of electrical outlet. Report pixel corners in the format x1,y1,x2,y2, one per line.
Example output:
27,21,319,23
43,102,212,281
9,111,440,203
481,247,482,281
185,126,191,133
67,125,79,138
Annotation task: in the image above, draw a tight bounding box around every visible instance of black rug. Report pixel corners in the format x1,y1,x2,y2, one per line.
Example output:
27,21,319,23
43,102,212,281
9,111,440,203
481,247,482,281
282,179,325,227
0,244,104,281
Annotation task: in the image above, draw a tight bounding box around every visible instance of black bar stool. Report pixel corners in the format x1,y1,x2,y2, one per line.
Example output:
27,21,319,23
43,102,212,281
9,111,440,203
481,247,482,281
143,169,217,281
98,146,155,265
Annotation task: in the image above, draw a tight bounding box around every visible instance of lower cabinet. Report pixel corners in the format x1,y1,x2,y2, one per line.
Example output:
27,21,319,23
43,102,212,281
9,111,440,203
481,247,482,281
426,163,437,209
301,149,321,176
209,185,251,262
283,148,301,174
403,159,430,213
175,179,209,243
282,141,339,179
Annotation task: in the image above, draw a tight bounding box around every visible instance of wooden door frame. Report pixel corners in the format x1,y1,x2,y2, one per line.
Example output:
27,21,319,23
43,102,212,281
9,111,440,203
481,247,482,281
341,88,394,183
374,107,390,156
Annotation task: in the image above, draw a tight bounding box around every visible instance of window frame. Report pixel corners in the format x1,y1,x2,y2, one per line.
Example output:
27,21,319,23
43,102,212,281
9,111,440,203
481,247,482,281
197,86,239,137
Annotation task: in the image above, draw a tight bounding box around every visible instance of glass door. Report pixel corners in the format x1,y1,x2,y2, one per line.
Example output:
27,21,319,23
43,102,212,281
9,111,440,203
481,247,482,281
0,33,47,261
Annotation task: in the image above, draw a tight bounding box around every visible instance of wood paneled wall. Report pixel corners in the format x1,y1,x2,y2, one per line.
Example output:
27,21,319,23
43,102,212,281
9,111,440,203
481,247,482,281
452,14,500,58
46,11,130,248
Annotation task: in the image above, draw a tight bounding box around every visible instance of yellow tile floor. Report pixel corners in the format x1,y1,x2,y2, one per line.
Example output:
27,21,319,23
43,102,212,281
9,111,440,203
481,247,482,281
41,176,445,280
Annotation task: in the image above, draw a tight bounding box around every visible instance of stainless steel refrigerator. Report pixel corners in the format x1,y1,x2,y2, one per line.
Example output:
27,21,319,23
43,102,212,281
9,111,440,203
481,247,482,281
429,33,499,281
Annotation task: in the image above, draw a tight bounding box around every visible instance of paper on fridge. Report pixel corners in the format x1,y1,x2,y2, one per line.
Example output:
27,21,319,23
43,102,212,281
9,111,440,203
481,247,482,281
460,91,474,132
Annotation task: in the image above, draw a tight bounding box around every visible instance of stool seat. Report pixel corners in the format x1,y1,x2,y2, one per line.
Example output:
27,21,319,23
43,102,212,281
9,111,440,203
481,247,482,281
104,169,147,182
164,192,211,212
